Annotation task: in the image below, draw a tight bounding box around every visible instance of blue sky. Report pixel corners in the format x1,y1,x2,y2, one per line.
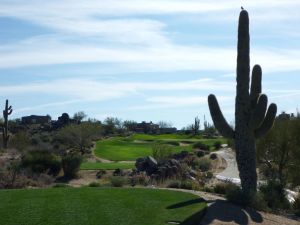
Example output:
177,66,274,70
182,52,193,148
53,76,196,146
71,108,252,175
0,0,300,128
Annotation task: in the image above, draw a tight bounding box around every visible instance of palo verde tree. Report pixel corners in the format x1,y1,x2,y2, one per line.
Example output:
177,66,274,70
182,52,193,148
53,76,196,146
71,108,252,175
208,10,277,196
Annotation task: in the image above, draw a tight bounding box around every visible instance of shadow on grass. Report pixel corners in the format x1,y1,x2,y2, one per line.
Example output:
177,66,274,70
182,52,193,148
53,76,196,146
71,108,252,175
166,198,207,225
166,198,263,225
166,198,206,209
200,199,263,225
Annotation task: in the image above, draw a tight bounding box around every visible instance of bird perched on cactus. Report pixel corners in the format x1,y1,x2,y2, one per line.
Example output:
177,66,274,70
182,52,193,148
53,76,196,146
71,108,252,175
2,99,13,149
208,10,277,196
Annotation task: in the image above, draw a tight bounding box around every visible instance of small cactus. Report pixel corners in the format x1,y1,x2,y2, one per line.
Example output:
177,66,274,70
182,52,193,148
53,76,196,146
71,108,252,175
208,10,277,195
2,99,13,149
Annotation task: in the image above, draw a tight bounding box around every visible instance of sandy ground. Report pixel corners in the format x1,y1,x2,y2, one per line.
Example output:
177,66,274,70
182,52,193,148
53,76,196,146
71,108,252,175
67,170,100,187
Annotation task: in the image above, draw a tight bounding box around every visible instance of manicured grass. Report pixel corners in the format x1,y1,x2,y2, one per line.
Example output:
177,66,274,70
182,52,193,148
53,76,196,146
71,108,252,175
94,139,157,161
94,134,225,161
81,162,135,170
0,188,207,225
129,133,200,141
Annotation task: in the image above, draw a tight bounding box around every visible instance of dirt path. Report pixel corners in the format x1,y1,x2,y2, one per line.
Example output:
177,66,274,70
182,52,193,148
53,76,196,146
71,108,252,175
213,148,240,184
213,148,298,202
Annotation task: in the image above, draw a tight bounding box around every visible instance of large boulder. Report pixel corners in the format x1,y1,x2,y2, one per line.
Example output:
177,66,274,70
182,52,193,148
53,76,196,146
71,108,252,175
135,156,182,180
172,151,189,160
135,157,146,171
135,156,158,175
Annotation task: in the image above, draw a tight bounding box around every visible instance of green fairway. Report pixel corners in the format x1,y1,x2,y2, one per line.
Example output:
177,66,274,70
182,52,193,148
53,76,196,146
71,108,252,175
94,134,225,161
128,133,200,141
81,162,135,170
0,188,207,225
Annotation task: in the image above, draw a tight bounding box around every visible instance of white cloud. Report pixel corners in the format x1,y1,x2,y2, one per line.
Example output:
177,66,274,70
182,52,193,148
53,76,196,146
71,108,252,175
1,0,299,18
0,78,234,100
147,95,232,106
14,100,80,114
1,36,300,73
0,0,299,73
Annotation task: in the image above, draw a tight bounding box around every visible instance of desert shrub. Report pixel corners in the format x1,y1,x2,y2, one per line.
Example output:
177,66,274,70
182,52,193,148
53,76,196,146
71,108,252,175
213,183,228,195
259,180,290,210
0,161,28,189
166,180,195,190
89,182,101,187
226,185,268,210
113,168,125,176
96,169,106,179
257,119,300,188
110,176,127,187
195,150,205,158
152,144,173,162
183,154,196,166
21,150,61,176
177,163,190,179
40,134,50,143
193,158,211,172
293,194,300,216
202,186,213,193
213,182,239,195
130,173,149,186
225,184,249,205
226,138,234,149
167,180,181,189
55,123,102,155
180,180,193,190
212,182,268,210
10,131,31,151
205,171,213,179
209,153,217,160
30,173,54,187
213,141,222,150
250,192,268,211
193,142,210,151
62,154,82,178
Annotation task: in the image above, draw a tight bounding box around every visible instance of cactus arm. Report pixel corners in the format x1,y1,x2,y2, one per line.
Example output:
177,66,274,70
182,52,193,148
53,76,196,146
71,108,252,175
8,106,12,115
255,103,277,138
249,94,268,129
250,65,262,106
208,94,234,139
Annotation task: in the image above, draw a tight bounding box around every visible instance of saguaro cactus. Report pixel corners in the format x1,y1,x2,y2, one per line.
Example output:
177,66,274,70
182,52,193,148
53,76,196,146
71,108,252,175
208,10,277,195
2,99,13,149
192,116,200,135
